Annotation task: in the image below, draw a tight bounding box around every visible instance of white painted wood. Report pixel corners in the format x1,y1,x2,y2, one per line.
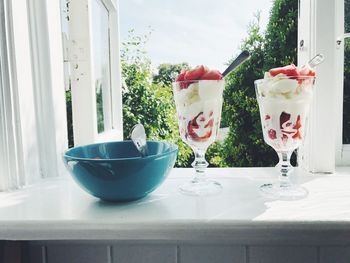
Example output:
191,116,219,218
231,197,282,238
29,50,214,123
46,244,109,263
67,0,123,146
107,0,123,137
0,0,67,190
1,168,350,243
319,246,350,263
179,245,245,263
68,0,97,146
0,0,25,190
112,245,176,263
11,0,43,184
27,0,68,179
298,0,339,173
249,246,318,263
44,0,69,177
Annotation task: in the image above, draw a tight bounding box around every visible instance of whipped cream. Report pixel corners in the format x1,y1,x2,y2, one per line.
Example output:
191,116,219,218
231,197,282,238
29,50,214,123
255,70,315,151
257,73,313,100
173,80,224,149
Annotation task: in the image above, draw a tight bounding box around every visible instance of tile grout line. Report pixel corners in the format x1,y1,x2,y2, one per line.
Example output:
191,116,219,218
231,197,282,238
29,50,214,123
317,246,321,263
42,245,47,263
176,245,181,263
245,245,249,263
107,245,113,263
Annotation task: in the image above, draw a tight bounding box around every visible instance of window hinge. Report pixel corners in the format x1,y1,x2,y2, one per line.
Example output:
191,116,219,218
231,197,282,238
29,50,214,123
336,33,350,48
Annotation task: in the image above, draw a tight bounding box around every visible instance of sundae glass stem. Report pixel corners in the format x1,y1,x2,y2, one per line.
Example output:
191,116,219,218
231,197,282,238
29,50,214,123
192,149,209,182
278,151,293,188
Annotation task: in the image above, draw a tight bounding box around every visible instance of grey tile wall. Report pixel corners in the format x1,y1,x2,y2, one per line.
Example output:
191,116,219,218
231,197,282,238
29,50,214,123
112,244,177,263
249,246,318,263
27,242,350,263
46,244,110,263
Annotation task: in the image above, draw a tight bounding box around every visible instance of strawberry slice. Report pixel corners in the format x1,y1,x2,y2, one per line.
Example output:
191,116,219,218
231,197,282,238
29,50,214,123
201,70,223,80
293,115,302,129
269,64,298,77
175,71,186,82
184,65,205,81
268,129,277,140
292,130,302,139
186,112,214,141
297,67,316,77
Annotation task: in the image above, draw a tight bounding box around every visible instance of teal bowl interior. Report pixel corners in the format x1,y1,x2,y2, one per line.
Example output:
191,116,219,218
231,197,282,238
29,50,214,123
63,141,178,202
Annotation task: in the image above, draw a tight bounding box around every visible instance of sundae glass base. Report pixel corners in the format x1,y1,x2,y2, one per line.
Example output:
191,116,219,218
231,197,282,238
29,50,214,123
260,151,308,200
260,183,308,200
173,78,225,197
179,180,222,196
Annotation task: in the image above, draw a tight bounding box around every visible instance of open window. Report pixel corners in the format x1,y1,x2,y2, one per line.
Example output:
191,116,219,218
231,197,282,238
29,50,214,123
63,0,123,146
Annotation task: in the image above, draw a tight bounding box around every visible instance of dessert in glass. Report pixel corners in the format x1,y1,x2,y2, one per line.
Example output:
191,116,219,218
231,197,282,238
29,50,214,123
173,65,224,196
255,63,316,200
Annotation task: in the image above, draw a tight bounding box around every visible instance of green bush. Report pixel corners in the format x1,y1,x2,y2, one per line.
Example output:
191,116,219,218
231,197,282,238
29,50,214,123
121,31,193,167
222,0,298,167
342,0,350,143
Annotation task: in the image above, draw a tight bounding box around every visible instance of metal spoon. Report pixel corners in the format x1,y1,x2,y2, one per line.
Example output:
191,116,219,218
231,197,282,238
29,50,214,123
305,53,325,68
222,50,250,77
130,124,148,157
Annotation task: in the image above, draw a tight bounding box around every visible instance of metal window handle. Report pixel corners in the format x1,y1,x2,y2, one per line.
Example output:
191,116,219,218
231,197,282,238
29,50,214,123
336,33,350,46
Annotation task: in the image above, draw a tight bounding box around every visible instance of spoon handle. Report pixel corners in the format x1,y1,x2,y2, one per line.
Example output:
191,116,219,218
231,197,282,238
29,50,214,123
307,53,325,68
222,50,250,77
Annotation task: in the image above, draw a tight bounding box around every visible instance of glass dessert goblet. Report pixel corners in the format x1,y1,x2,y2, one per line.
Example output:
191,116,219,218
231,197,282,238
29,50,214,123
173,79,224,196
255,75,315,200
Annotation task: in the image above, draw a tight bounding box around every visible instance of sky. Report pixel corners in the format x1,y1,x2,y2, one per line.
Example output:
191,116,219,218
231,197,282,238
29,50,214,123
119,0,273,72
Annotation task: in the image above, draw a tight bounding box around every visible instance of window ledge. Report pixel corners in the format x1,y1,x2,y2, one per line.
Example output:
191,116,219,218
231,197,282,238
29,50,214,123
1,167,350,244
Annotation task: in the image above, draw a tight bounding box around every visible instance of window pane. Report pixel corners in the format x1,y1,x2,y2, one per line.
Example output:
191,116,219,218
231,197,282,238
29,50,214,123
91,0,111,133
119,0,301,168
342,0,350,143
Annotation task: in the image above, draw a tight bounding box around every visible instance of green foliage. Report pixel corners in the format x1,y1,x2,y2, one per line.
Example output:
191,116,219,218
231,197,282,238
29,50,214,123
222,0,298,167
342,0,350,143
264,0,298,68
153,63,190,87
121,30,192,167
65,90,74,148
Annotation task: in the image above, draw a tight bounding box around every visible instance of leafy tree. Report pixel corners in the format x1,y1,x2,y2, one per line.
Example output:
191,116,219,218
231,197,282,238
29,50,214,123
121,30,192,167
222,0,298,167
343,0,350,143
153,63,189,87
222,14,276,166
264,0,298,68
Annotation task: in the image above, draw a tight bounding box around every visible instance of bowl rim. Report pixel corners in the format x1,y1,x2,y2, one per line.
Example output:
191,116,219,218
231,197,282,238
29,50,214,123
63,140,178,162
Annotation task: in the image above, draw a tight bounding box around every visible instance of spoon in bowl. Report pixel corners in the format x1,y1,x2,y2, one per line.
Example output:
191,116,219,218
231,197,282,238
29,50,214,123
131,123,148,157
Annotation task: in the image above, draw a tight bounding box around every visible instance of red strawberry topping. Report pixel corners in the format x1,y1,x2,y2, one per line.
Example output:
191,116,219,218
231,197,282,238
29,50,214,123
175,65,223,87
268,129,277,140
280,112,291,129
186,112,214,141
184,65,205,81
293,115,302,129
269,64,298,77
201,70,223,80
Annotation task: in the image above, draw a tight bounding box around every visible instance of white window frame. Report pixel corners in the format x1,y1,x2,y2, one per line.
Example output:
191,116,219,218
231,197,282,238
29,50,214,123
298,0,344,173
0,0,68,190
2,0,348,193
66,0,123,146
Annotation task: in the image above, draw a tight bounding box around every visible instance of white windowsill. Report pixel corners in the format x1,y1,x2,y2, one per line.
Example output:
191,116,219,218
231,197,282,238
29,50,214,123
1,167,350,244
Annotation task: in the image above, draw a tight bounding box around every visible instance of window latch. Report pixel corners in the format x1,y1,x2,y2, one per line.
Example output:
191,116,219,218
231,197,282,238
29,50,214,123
336,33,350,48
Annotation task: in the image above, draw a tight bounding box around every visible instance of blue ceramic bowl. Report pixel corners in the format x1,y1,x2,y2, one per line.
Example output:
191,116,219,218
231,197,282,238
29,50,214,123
63,141,178,202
